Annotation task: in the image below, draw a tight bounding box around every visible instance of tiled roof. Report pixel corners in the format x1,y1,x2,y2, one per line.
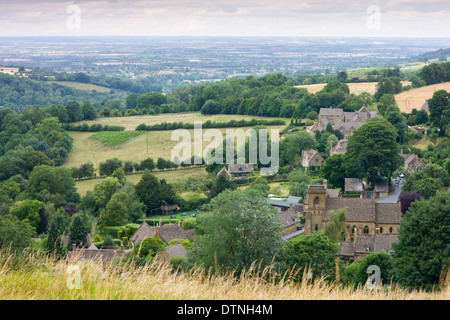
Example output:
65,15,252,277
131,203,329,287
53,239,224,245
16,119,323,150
158,224,185,244
375,203,401,224
374,180,389,193
320,108,344,116
373,235,398,253
130,222,156,245
355,235,375,253
345,178,363,192
330,139,348,155
217,166,232,179
278,208,301,228
228,163,254,173
286,196,302,204
164,242,187,259
326,189,341,198
325,198,374,222
339,241,355,256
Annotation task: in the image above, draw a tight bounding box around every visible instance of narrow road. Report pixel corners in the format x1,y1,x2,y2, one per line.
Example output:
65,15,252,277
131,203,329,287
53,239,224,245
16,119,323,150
376,178,405,203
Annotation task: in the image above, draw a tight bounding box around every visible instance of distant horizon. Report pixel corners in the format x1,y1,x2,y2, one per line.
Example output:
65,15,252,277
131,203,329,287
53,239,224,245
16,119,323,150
1,1,449,38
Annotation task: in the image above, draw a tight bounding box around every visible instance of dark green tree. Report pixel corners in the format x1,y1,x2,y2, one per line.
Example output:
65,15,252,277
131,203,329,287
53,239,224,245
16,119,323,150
344,117,404,183
68,214,89,249
391,190,449,291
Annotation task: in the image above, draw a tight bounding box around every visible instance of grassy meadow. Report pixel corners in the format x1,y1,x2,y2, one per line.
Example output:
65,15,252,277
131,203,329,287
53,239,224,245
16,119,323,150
64,112,288,171
48,81,112,93
73,112,290,131
75,167,208,196
0,250,447,300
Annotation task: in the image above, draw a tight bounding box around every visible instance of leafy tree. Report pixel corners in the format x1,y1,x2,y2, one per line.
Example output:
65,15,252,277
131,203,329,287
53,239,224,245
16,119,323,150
280,131,317,168
320,154,346,190
375,77,402,100
66,100,83,122
282,233,339,281
140,157,155,171
324,208,348,243
45,214,66,257
0,214,35,252
156,157,167,171
200,100,221,115
287,168,311,198
100,196,128,227
249,176,270,196
403,164,448,199
81,101,97,120
68,214,89,249
391,190,450,291
386,111,408,144
428,90,449,133
9,200,44,231
135,236,167,259
344,117,404,183
189,189,284,274
305,110,319,120
28,165,79,206
93,177,120,210
398,191,422,215
135,172,161,213
126,93,140,109
206,174,236,200
99,158,122,176
346,252,393,287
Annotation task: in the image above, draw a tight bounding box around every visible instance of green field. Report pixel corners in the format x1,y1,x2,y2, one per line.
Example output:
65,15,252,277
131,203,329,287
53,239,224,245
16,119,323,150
64,113,288,171
48,81,111,93
90,131,144,147
75,167,208,196
74,112,290,131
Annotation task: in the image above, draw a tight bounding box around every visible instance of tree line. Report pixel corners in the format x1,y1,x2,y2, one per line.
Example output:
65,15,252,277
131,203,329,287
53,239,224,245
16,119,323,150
135,118,286,131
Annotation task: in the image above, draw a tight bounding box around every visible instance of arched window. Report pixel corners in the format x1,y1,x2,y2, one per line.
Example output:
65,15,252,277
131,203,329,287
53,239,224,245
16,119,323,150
380,227,383,234
315,224,318,231
313,197,320,209
351,225,357,234
363,225,369,234
390,227,393,233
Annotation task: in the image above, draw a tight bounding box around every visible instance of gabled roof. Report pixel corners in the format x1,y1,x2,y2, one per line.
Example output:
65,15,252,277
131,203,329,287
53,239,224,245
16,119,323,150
330,139,348,155
278,208,300,228
420,100,429,113
87,244,98,250
286,196,302,204
158,224,185,244
326,189,341,198
130,221,156,245
320,107,344,116
358,106,370,114
228,163,254,173
217,166,232,180
163,242,187,259
345,178,363,192
373,235,398,253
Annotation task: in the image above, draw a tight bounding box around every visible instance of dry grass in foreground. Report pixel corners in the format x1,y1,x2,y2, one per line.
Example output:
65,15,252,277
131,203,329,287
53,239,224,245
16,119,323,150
0,250,448,300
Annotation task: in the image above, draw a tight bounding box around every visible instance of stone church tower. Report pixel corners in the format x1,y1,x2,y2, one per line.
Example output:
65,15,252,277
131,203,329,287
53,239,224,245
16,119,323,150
304,185,327,234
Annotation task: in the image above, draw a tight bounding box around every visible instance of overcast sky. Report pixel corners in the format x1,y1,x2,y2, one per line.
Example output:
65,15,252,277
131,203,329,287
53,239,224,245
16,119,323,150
0,0,449,37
